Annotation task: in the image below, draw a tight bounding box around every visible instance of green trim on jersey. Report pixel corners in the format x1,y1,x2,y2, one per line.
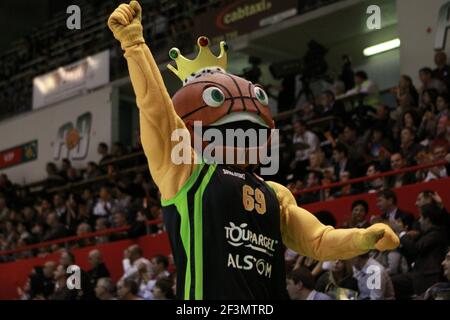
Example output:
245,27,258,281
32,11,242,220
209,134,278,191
160,162,205,207
174,195,191,299
160,161,218,299
193,163,217,299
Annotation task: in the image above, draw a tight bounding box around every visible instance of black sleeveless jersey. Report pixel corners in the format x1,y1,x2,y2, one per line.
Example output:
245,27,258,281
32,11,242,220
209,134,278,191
161,162,288,300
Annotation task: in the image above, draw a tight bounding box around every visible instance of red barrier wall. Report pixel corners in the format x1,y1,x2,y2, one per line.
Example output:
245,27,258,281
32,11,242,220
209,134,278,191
1,178,449,299
0,232,171,300
302,177,450,226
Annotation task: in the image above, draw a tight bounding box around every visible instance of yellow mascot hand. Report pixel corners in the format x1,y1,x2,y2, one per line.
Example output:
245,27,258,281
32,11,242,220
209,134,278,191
353,223,400,251
107,1,144,49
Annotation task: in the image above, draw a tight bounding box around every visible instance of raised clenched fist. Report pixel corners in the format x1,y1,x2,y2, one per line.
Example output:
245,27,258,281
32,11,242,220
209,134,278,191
107,1,144,49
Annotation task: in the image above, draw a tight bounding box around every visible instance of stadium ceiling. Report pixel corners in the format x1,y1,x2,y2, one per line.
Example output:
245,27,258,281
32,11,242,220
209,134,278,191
0,0,77,52
232,0,398,72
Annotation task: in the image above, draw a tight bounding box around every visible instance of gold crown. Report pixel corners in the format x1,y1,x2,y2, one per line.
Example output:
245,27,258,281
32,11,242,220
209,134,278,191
167,36,228,83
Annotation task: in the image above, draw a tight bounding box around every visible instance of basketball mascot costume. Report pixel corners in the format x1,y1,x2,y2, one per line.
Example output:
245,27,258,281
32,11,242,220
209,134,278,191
108,1,399,299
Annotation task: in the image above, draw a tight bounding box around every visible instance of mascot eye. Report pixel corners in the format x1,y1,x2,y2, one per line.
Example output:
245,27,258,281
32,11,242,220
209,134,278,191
254,87,269,106
202,87,225,107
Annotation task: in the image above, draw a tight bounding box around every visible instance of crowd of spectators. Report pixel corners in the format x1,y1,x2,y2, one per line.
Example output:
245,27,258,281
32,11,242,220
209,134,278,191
14,188,450,300
286,189,450,300
278,51,450,205
0,141,164,261
0,0,449,301
17,246,176,300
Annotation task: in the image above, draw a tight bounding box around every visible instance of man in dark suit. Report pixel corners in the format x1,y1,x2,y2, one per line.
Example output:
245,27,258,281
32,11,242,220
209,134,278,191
332,142,361,180
392,203,448,299
384,153,417,189
87,249,110,291
376,190,415,232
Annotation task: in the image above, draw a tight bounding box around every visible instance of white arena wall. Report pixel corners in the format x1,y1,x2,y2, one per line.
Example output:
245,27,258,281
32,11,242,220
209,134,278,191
0,86,114,184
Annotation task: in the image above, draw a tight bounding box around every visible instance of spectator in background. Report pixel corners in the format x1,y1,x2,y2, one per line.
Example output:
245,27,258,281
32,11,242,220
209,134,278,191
75,222,93,247
94,217,110,244
66,167,81,183
421,144,449,181
41,261,56,299
84,162,102,180
320,90,346,118
384,153,416,189
332,171,358,198
152,278,175,300
93,186,116,217
376,190,414,232
117,278,142,300
59,249,94,300
111,142,125,159
391,91,416,138
97,143,112,165
59,158,72,180
418,89,439,142
373,105,396,136
422,248,450,300
287,267,333,300
82,188,95,213
0,195,10,223
30,222,45,245
433,51,450,91
298,170,323,205
419,67,447,94
315,260,359,300
415,190,450,242
332,142,359,179
121,244,151,282
372,212,410,276
45,162,65,187
290,119,320,180
150,255,170,281
114,186,132,213
346,70,380,107
299,101,317,122
399,127,423,164
49,264,77,300
129,210,151,238
444,248,450,281
420,88,439,112
365,127,393,163
392,203,448,299
306,150,329,173
436,93,450,121
53,194,67,222
110,211,129,241
397,75,419,106
365,162,384,193
43,212,67,241
351,252,395,300
112,211,128,228
346,200,370,228
402,111,420,134
340,124,365,162
319,90,346,134
87,249,110,289
433,115,450,147
95,277,116,300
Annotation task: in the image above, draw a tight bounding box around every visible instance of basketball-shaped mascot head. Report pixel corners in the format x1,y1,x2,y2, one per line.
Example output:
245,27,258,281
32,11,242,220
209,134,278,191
168,37,275,163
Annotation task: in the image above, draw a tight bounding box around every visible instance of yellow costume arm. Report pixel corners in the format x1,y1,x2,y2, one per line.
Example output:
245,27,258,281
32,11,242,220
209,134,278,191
108,1,196,200
266,181,399,261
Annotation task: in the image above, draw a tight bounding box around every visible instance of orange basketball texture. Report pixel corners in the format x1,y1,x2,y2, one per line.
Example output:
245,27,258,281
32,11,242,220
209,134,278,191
172,72,275,133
